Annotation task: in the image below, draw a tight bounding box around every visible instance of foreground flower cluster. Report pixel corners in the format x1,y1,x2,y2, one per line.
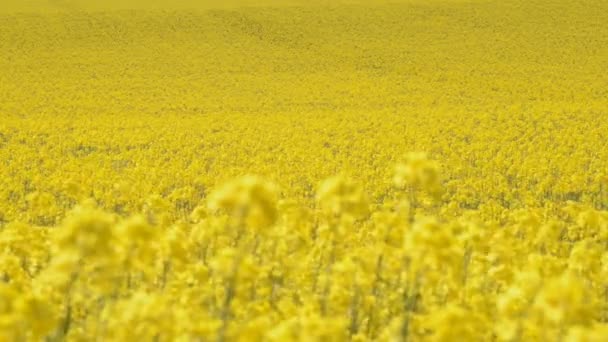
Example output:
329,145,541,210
3,154,608,341
2,0,608,340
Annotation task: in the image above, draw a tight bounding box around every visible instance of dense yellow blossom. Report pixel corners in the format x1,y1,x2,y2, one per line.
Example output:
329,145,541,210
1,0,608,340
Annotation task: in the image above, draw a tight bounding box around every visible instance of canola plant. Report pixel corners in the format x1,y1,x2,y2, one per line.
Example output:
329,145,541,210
1,0,608,340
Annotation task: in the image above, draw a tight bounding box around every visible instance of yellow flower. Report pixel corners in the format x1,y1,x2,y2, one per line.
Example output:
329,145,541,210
533,272,596,326
208,175,279,230
394,152,442,196
116,214,156,242
54,206,115,258
316,175,369,219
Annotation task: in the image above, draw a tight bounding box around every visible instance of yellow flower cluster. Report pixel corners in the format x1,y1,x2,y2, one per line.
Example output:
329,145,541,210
1,0,608,340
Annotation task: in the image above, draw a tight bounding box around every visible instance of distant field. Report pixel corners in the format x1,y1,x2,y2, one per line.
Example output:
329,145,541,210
1,0,483,12
1,1,608,341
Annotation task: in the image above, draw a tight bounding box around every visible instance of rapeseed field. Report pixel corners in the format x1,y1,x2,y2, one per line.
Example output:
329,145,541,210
1,0,608,340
